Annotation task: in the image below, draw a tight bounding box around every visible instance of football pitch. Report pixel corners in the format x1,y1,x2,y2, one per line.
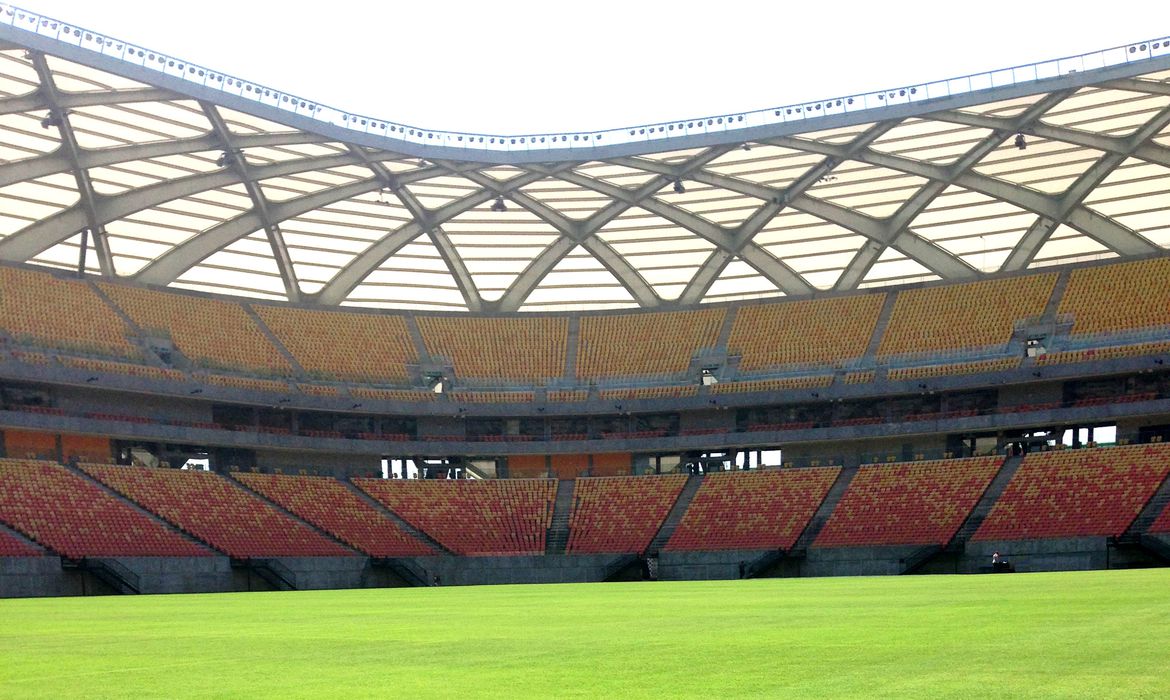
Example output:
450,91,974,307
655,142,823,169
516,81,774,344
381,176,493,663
1,569,1168,698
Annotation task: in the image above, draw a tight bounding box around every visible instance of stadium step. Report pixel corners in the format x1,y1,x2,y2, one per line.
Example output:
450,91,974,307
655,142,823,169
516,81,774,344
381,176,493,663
232,558,297,591
227,473,361,555
60,460,214,554
863,292,899,358
792,465,857,553
61,557,141,594
563,316,581,380
241,303,305,375
1042,268,1072,320
1124,468,1170,537
1138,534,1170,563
645,472,703,555
341,480,453,554
545,479,576,555
950,454,1025,546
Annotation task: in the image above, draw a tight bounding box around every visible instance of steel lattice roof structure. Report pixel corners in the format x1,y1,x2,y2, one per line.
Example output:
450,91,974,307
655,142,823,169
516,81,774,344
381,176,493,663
1,6,1169,313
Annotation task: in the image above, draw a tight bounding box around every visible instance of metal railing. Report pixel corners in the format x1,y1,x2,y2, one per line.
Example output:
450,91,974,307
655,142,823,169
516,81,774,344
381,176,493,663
2,3,1168,153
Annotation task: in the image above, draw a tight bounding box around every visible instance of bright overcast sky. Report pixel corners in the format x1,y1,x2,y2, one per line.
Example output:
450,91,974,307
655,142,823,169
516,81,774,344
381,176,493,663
9,0,1166,134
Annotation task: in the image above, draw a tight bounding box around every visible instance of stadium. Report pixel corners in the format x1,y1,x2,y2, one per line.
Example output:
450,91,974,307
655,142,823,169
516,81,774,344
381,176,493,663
0,3,1169,695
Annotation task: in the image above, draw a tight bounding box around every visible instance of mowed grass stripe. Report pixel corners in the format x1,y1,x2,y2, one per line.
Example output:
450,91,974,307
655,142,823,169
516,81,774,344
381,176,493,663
1,569,1168,698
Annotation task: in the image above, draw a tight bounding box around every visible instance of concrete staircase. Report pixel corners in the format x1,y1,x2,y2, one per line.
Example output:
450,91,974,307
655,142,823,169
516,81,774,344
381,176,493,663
1123,469,1170,538
342,479,452,554
792,465,857,553
545,479,575,555
646,473,703,554
863,293,899,358
950,455,1024,546
60,461,213,553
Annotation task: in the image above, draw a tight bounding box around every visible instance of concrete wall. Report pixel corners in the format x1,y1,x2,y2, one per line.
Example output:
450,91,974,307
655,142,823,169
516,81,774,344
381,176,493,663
400,554,631,586
656,549,772,580
962,538,1108,573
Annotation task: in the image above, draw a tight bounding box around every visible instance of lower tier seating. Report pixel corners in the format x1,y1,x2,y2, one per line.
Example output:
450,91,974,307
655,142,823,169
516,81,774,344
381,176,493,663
0,528,43,557
566,475,687,554
354,478,555,556
0,459,209,558
665,468,840,551
814,457,1003,547
1150,500,1170,534
973,444,1170,541
233,473,433,557
79,464,353,558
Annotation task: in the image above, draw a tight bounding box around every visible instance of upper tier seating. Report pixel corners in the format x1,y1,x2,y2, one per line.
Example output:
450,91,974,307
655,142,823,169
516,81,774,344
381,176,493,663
417,315,567,383
728,294,885,371
254,305,415,383
353,478,555,556
576,308,724,380
98,282,292,376
0,459,209,558
1059,257,1170,336
233,473,433,557
0,266,138,357
665,468,840,551
0,528,41,556
814,457,1002,547
565,475,687,554
80,464,352,558
877,273,1056,356
973,444,1170,541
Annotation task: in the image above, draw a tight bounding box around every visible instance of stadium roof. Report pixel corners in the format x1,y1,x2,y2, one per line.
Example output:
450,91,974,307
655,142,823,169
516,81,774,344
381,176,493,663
1,6,1169,312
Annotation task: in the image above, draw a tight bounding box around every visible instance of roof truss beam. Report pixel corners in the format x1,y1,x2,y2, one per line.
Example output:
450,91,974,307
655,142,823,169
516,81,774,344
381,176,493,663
27,51,113,274
200,101,300,302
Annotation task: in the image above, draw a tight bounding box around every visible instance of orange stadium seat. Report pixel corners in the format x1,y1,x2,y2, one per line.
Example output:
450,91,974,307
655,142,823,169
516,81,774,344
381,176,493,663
79,464,352,558
0,459,210,558
878,273,1056,357
566,475,687,554
0,528,41,557
417,315,567,383
576,308,724,380
0,266,139,358
665,468,839,551
255,305,417,383
98,282,293,376
353,478,555,556
728,294,885,371
1059,257,1170,336
234,473,433,557
973,444,1170,541
814,457,1002,547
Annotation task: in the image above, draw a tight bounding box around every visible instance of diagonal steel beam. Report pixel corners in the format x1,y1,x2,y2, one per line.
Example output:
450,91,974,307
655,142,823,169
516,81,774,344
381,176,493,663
835,91,1071,288
1002,102,1170,270
0,131,333,189
492,146,738,310
314,171,549,305
27,51,113,274
347,147,483,312
0,86,182,117
200,102,301,302
677,122,899,303
767,135,1156,258
0,151,443,263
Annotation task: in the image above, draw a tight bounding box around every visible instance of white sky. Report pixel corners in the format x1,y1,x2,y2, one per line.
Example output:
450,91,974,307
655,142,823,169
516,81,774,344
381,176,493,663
8,0,1166,134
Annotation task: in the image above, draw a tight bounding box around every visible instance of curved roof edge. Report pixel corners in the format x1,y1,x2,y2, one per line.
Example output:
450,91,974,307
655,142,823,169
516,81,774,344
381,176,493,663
1,5,1168,164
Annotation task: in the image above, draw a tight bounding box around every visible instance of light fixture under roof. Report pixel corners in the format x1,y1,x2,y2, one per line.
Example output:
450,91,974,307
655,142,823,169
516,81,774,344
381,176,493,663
490,196,507,212
673,179,685,195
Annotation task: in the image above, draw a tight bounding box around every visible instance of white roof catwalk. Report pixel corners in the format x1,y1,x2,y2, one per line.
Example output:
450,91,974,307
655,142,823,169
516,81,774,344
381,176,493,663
0,5,1169,312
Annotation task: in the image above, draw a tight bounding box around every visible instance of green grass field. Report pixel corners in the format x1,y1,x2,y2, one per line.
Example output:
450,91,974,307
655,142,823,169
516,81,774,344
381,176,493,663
1,569,1168,698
